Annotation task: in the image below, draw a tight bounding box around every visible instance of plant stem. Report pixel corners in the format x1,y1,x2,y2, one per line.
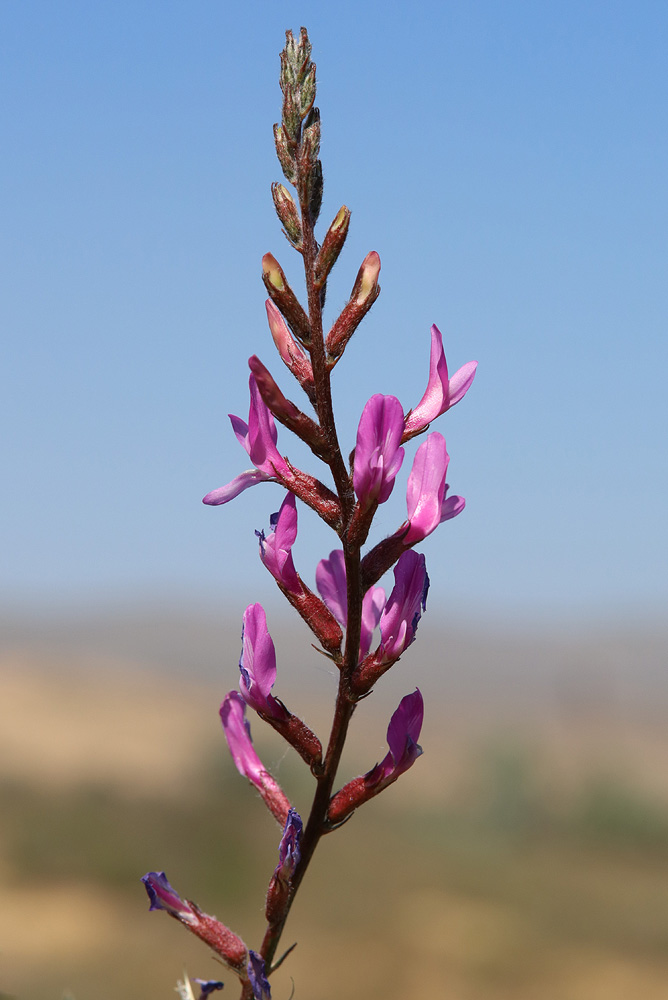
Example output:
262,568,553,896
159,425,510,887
255,184,365,980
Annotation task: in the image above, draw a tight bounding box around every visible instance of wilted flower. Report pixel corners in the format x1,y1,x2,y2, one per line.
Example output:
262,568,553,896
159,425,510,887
275,807,302,879
193,981,225,999
141,872,247,970
142,871,197,924
247,950,271,999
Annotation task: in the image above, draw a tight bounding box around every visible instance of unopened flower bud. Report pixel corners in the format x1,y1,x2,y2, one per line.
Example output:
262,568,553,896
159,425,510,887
273,124,297,184
271,183,302,247
314,206,351,288
265,300,316,403
299,63,316,119
307,158,323,224
261,253,311,345
326,252,381,363
301,108,321,164
282,86,301,140
354,250,381,305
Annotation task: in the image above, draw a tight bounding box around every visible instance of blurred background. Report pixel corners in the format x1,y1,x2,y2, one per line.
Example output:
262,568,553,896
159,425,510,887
1,1,667,998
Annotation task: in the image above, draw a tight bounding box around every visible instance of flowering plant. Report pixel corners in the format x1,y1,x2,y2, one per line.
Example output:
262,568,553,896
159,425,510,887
143,27,476,999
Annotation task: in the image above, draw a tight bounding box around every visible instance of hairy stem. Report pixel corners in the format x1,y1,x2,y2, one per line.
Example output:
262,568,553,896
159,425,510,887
256,177,365,980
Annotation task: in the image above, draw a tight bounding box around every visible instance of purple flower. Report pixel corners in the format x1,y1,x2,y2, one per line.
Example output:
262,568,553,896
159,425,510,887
141,871,196,924
403,432,465,545
276,807,302,879
353,395,405,509
220,691,290,825
365,689,424,789
247,951,271,1000
316,549,386,659
257,492,301,593
238,604,286,721
378,551,429,664
203,375,289,505
194,981,224,998
403,324,477,440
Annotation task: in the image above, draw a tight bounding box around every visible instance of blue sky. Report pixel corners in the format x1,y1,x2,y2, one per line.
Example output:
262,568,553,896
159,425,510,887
2,1,666,622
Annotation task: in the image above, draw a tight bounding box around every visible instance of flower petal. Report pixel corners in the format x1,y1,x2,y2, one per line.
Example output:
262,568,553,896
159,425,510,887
238,604,280,716
257,492,300,593
366,689,424,787
247,951,271,1000
403,324,477,439
353,394,405,508
141,871,196,923
315,549,348,625
219,692,290,825
379,551,429,663
403,433,449,543
203,469,271,506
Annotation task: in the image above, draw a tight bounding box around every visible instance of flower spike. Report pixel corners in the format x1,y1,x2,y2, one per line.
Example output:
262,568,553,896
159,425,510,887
403,324,477,441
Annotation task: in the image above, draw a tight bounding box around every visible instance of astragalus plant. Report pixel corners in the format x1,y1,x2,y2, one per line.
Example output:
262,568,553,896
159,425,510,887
142,27,477,1000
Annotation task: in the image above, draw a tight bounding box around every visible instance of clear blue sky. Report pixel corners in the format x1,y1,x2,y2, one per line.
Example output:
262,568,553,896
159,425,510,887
2,1,666,622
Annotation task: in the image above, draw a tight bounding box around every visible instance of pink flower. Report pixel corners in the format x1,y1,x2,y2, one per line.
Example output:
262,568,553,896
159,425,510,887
257,492,301,594
203,375,290,505
353,395,405,509
365,689,424,789
316,548,386,659
219,691,290,825
378,551,429,663
403,432,465,545
238,604,287,721
327,690,424,824
403,324,477,441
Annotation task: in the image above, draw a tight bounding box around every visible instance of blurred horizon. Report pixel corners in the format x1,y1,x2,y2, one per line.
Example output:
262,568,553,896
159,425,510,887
2,2,667,997
2,0,667,623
